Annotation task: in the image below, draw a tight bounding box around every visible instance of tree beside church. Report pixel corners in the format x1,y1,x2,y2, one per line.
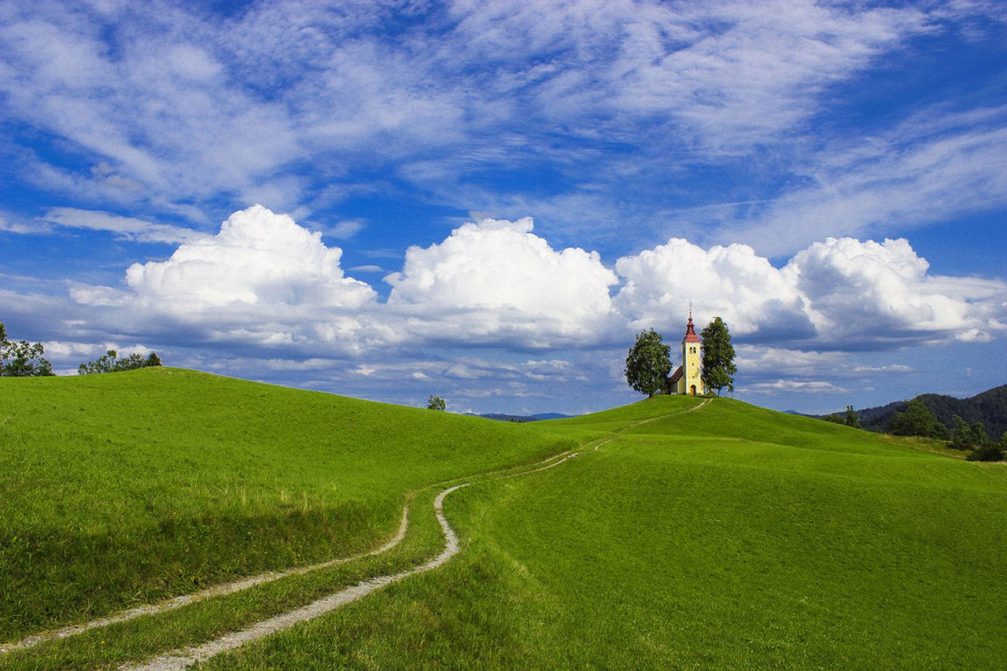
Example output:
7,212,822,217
700,316,736,396
625,328,672,398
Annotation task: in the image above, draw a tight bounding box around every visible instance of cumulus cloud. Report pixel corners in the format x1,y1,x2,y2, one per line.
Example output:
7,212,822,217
62,207,1006,357
782,237,1006,345
386,217,619,347
71,205,382,350
615,238,814,339
125,205,374,310
614,236,1006,349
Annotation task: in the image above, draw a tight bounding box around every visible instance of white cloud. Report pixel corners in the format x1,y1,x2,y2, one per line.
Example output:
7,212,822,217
124,205,374,310
44,208,204,244
614,235,1007,348
615,238,813,339
0,214,42,235
748,379,848,394
386,217,619,347
782,237,1006,344
0,0,976,223
60,207,1007,357
732,105,1007,255
71,205,382,350
322,220,365,240
604,0,931,150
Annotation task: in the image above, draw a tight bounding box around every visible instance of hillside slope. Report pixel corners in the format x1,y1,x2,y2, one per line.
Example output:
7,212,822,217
207,396,1007,670
0,368,569,640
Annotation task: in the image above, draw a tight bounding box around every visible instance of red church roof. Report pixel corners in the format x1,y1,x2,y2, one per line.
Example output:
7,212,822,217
683,313,700,343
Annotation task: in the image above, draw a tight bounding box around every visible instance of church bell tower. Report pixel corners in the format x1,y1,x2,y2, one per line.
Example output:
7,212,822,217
677,311,705,396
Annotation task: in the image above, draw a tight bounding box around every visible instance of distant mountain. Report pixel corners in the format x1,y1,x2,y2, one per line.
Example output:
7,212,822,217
476,412,574,423
853,385,1007,438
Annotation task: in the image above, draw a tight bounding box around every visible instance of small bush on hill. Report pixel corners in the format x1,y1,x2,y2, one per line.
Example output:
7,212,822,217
427,395,446,411
965,439,1005,462
78,349,162,375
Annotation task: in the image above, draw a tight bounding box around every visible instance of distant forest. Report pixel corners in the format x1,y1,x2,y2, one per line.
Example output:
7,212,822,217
854,385,1007,439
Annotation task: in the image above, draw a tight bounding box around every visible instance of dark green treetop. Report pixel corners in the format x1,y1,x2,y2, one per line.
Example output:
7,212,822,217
625,328,672,398
700,317,736,395
0,321,54,377
889,398,946,438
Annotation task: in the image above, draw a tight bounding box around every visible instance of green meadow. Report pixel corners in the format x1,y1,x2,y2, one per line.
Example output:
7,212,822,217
0,368,568,642
3,373,1006,669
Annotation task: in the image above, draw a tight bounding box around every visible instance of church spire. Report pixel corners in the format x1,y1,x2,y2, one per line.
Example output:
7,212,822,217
684,308,700,343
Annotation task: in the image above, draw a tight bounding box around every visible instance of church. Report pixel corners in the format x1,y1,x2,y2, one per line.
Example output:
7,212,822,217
665,312,705,396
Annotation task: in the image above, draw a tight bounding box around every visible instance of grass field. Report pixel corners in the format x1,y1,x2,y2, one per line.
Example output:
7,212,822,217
0,368,569,642
3,375,1006,669
197,396,1007,670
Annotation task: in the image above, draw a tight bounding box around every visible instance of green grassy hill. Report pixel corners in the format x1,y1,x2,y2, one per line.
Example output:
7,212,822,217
0,368,569,641
201,396,1007,670
3,376,1006,669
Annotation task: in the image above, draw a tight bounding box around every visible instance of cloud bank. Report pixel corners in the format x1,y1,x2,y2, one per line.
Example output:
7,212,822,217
67,206,1007,355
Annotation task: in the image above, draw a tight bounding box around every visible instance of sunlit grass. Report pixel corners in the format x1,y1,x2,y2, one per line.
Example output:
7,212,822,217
0,368,569,641
204,396,1007,670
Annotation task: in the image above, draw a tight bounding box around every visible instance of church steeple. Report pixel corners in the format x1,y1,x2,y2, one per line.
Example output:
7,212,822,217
676,308,705,396
683,309,700,344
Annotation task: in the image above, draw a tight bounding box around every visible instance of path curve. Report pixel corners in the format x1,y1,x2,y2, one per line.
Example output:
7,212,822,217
120,485,468,671
121,452,583,670
9,402,706,666
2,451,577,656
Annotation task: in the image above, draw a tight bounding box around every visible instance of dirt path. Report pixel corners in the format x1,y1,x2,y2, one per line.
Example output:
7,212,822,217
1,453,576,657
629,397,711,427
0,504,411,655
8,402,707,667
119,485,468,671
120,452,583,670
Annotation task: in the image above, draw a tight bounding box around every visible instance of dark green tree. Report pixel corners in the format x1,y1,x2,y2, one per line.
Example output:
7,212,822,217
426,395,446,411
888,398,946,438
843,405,862,429
0,322,54,377
625,328,671,398
79,350,119,375
700,317,736,395
949,415,987,451
78,349,162,375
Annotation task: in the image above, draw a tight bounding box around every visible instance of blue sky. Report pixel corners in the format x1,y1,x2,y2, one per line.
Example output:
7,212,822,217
1,0,1005,415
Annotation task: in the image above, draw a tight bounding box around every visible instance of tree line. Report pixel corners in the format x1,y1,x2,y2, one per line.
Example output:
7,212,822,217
0,322,161,377
828,396,1005,462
